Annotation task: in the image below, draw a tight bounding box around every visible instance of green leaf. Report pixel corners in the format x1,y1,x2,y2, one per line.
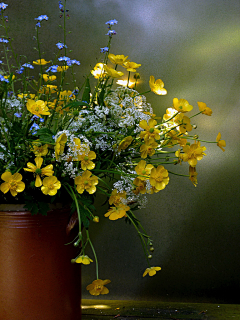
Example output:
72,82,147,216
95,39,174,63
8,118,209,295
38,202,50,216
81,78,91,103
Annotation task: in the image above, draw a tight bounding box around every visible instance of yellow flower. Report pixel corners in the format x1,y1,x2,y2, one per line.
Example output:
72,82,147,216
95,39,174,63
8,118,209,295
4,75,15,80
24,157,54,187
33,59,50,65
163,109,192,134
57,65,69,72
139,119,160,141
118,136,133,152
140,138,158,159
55,133,67,160
26,99,50,117
182,141,206,167
31,140,49,156
172,98,193,113
104,204,130,220
59,90,75,104
86,279,111,296
74,170,98,194
216,132,226,152
75,255,93,265
41,176,61,196
123,61,141,72
0,172,25,197
104,65,124,78
42,74,56,82
149,76,167,95
197,101,212,116
135,160,153,180
109,189,127,206
77,149,96,171
18,93,35,100
39,85,57,94
108,53,129,65
143,266,161,277
91,63,106,79
189,165,198,187
149,165,169,191
133,178,147,195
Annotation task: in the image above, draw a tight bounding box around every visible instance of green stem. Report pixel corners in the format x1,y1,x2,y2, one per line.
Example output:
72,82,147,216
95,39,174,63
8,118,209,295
86,230,99,279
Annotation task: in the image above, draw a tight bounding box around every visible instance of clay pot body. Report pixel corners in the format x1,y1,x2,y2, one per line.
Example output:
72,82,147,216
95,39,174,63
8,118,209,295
0,204,81,320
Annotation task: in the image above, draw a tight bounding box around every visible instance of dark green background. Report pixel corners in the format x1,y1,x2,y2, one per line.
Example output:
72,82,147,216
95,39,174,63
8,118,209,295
3,0,240,303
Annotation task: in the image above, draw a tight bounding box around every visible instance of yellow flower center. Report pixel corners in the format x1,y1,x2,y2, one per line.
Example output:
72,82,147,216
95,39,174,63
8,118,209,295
142,170,146,174
84,180,89,185
149,128,154,133
84,156,89,161
35,168,42,175
48,183,54,190
95,285,102,291
9,180,17,190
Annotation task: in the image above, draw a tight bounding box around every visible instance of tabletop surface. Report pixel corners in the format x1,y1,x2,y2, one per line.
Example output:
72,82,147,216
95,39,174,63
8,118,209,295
81,299,240,320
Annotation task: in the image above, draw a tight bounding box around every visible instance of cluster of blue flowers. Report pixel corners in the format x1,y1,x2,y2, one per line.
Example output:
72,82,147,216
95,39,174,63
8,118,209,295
58,56,80,66
105,19,117,37
100,47,109,53
35,14,49,28
0,74,9,83
0,38,8,43
106,30,117,37
105,19,118,26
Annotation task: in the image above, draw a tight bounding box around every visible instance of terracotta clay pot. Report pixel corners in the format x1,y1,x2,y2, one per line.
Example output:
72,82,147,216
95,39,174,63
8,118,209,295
0,204,81,320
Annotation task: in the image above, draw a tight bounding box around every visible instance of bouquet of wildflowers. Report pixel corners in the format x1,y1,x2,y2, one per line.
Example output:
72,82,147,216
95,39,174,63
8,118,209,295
0,1,226,295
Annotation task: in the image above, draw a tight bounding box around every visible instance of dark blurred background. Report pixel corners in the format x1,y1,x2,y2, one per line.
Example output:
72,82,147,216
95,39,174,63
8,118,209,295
3,0,240,303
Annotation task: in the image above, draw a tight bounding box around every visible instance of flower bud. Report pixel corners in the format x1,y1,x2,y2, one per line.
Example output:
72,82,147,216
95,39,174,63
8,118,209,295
148,254,152,259
93,216,99,223
150,247,154,252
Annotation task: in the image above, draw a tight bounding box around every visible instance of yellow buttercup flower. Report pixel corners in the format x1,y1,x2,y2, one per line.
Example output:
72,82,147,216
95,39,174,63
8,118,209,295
57,65,69,72
216,132,226,152
33,59,50,65
197,101,212,116
39,85,57,94
74,170,98,194
140,138,158,159
75,255,93,265
78,150,96,171
18,93,35,100
31,140,49,156
189,165,198,187
118,136,133,152
173,98,193,113
123,61,141,72
133,178,147,195
104,65,124,78
55,133,67,160
104,204,130,220
4,75,15,80
26,99,50,117
135,160,153,180
149,76,167,95
108,53,129,65
143,266,161,277
41,176,61,196
0,172,25,197
42,74,56,82
91,63,106,79
24,157,54,187
109,189,127,206
149,165,169,191
182,141,206,167
86,279,111,296
139,119,160,141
